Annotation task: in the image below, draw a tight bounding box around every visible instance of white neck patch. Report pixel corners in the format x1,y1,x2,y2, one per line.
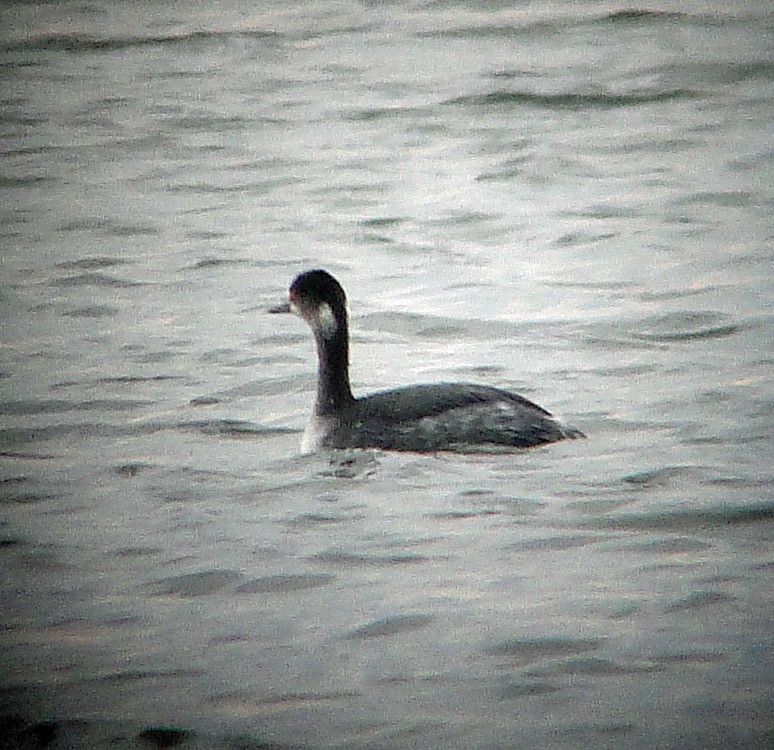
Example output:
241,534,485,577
317,302,338,337
301,413,329,454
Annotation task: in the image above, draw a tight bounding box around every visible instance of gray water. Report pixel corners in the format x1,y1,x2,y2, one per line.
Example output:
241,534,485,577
1,1,773,748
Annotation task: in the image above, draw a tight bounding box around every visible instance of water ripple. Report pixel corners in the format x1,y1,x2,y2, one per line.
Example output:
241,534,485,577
586,501,774,531
445,89,697,110
1,29,280,55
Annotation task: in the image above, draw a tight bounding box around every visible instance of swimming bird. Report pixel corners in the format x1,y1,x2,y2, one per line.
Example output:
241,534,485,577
287,269,583,452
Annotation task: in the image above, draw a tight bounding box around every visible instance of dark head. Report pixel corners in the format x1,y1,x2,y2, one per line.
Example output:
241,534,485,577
289,269,353,412
289,269,347,337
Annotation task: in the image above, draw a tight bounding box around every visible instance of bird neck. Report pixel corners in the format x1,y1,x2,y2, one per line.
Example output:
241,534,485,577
313,313,354,415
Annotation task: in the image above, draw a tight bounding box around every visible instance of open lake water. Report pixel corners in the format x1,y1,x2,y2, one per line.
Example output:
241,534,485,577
1,1,773,748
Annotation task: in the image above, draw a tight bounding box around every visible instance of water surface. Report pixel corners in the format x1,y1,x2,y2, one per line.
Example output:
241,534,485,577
1,1,773,748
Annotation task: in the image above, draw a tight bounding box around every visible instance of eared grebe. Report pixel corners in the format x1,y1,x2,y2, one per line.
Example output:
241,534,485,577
288,269,583,453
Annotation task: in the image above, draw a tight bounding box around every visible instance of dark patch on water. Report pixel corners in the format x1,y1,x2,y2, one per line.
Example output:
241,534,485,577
0,718,66,749
0,536,26,548
629,311,741,342
554,231,619,247
189,396,220,406
527,656,661,677
0,175,48,188
679,190,758,208
500,681,560,698
603,9,687,24
62,304,119,318
166,115,251,133
5,544,67,572
0,451,59,460
460,491,545,517
690,61,774,85
0,488,58,505
359,216,406,228
94,375,186,385
345,613,434,639
52,272,142,287
0,475,29,487
211,689,360,709
639,286,724,302
506,535,601,552
0,475,58,505
0,422,159,449
651,650,727,665
430,508,499,520
113,546,163,558
553,723,640,745
568,204,644,220
235,574,335,594
283,512,360,527
587,501,774,531
0,399,148,415
420,9,692,43
311,549,428,567
177,419,296,438
445,88,696,110
417,20,568,40
114,462,152,477
2,29,280,55
188,258,250,270
622,466,698,487
615,536,712,554
0,713,307,750
59,218,158,236
664,590,735,613
604,600,643,619
138,726,193,748
87,669,204,686
147,570,242,597
485,637,604,665
343,105,434,122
